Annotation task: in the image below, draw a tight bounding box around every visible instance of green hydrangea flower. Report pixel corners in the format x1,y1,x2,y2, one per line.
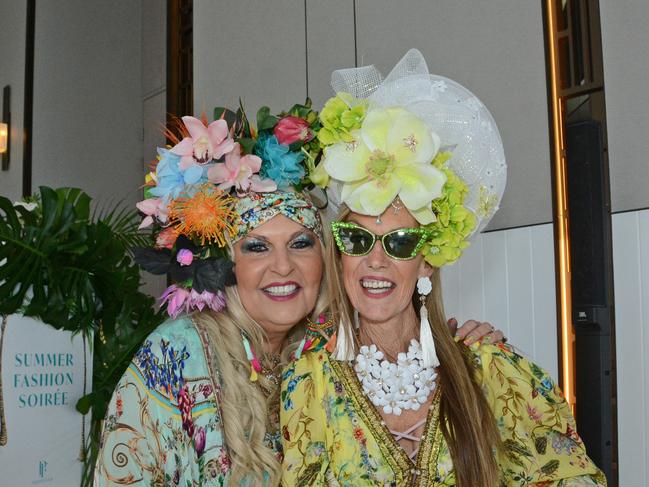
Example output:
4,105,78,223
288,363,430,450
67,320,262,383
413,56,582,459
318,93,368,145
422,151,477,267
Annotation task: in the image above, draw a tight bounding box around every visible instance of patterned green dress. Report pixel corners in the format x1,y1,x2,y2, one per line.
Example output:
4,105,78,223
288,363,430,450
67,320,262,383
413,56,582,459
94,317,281,486
280,342,607,486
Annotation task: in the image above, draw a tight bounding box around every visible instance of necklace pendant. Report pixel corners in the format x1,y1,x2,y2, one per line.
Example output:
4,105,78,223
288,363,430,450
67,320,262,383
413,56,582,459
354,339,437,417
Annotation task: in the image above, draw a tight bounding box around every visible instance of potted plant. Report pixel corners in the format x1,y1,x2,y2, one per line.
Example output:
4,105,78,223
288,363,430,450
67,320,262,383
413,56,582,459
0,186,164,486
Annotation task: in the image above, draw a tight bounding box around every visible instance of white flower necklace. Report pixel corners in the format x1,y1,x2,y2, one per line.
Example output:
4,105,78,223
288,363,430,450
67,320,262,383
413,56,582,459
354,339,438,416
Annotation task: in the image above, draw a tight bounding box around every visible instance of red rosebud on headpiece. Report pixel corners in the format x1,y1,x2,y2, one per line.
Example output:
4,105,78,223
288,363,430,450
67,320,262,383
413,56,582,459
273,116,313,145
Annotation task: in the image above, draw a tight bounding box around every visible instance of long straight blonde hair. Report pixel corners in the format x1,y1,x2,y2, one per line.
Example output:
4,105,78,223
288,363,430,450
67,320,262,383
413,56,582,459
194,274,329,485
325,207,500,486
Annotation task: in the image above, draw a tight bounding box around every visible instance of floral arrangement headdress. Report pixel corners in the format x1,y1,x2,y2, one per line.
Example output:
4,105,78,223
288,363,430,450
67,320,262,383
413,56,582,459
317,49,507,267
317,50,508,365
134,100,326,322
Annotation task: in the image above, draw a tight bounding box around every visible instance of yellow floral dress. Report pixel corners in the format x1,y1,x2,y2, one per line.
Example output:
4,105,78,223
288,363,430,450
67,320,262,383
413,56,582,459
280,342,607,486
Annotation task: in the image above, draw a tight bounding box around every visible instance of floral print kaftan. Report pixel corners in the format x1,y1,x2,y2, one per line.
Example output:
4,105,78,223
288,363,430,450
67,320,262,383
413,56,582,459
94,317,281,486
281,342,607,486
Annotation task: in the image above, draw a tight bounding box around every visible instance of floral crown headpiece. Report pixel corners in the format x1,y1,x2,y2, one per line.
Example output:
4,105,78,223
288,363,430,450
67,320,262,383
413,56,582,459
317,49,507,267
134,100,327,318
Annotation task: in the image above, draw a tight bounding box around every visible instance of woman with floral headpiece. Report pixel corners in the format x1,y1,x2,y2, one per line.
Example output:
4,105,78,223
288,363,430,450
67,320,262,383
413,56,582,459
93,99,500,486
280,50,607,486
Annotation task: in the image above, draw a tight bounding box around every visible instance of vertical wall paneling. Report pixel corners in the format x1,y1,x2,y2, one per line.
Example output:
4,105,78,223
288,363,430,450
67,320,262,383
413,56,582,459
481,230,511,341
612,209,648,485
304,0,356,107
506,229,535,356
530,224,558,375
193,0,306,118
442,224,558,379
31,1,143,209
457,234,485,322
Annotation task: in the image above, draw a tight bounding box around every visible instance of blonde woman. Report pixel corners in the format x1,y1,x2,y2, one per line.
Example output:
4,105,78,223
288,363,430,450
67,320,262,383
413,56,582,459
280,51,607,486
94,107,499,486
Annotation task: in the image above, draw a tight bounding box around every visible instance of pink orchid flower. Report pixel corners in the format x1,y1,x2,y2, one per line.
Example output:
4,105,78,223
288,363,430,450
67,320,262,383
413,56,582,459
136,197,167,228
172,116,235,170
207,143,277,194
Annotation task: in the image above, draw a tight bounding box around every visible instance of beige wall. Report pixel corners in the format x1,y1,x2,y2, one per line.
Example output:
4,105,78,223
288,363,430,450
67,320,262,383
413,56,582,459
31,1,143,209
194,0,553,231
600,0,649,214
0,1,27,202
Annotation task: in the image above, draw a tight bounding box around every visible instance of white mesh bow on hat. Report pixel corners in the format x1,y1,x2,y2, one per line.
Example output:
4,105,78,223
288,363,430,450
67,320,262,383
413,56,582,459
323,48,507,237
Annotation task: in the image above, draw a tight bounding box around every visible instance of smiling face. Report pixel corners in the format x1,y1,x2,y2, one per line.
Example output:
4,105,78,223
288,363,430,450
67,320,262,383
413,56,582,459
232,214,323,336
340,207,432,328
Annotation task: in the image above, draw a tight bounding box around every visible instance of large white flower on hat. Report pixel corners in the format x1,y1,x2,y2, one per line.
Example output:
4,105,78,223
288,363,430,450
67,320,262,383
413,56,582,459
322,107,447,224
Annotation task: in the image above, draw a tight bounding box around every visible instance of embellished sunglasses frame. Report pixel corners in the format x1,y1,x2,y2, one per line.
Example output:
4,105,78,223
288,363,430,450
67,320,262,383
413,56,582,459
330,221,432,260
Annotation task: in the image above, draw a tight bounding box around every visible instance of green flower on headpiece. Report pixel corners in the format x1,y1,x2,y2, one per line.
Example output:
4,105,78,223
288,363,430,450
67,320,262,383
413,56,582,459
318,93,368,146
421,151,477,267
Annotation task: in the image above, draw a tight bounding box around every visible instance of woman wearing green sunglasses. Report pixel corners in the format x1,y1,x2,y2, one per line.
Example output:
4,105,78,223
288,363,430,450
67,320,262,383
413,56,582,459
280,50,606,486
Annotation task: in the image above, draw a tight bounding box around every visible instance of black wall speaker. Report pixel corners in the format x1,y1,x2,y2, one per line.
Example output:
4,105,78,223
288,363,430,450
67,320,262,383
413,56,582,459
565,119,615,483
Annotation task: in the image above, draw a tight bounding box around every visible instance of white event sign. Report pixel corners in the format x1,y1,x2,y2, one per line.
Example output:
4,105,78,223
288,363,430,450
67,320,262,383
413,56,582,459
0,314,91,485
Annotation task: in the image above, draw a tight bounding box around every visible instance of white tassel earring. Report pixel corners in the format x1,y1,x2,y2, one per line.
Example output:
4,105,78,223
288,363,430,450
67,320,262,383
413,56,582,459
417,276,440,368
333,319,354,361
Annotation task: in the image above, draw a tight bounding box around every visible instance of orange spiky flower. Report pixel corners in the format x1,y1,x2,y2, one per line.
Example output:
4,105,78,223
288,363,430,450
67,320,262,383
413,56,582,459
168,185,237,247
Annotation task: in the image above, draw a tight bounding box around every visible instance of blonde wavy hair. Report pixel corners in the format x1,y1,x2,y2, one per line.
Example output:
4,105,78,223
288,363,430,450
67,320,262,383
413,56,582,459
193,264,329,485
326,206,500,487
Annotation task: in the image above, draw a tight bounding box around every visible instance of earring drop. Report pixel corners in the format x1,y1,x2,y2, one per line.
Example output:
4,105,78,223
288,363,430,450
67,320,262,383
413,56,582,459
417,276,439,368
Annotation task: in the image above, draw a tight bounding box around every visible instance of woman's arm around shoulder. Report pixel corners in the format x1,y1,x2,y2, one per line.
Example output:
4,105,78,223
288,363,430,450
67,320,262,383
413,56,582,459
473,342,607,487
281,349,333,486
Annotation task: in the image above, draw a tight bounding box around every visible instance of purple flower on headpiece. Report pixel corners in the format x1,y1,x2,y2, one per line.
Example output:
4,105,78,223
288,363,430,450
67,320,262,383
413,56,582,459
255,133,305,188
160,284,227,318
176,249,194,266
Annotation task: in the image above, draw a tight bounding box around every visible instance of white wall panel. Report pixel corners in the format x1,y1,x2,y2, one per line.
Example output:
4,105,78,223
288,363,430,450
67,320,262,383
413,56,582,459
442,223,558,379
613,209,649,486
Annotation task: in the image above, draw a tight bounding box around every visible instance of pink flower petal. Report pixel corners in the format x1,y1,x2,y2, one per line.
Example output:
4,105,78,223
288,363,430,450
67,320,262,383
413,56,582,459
138,215,154,229
250,175,278,192
224,144,242,171
171,137,194,156
182,116,209,140
241,154,262,173
207,163,233,183
212,138,235,159
136,198,160,215
207,119,229,144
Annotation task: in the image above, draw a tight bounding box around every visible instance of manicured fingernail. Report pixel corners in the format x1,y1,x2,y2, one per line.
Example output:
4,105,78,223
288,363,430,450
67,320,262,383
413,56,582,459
463,335,476,345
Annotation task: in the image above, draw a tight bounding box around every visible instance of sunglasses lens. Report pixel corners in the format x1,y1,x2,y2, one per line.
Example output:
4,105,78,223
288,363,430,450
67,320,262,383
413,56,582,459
337,226,374,255
384,231,422,259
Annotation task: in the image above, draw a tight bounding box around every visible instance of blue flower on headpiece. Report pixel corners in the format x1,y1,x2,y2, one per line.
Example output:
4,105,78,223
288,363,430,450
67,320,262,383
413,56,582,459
256,133,305,188
150,148,206,200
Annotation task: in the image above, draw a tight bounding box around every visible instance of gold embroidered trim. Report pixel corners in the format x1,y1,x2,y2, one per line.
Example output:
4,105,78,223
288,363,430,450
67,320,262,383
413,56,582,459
414,390,444,486
330,358,443,486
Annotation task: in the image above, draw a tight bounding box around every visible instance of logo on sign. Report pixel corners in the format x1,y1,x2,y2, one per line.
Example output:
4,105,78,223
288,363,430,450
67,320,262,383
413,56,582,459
32,458,53,484
38,460,48,478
